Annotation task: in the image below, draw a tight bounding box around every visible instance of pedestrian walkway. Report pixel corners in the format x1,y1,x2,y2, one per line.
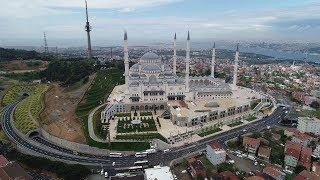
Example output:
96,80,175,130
87,103,108,143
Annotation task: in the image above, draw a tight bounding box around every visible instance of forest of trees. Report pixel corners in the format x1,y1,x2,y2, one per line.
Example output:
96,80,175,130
41,60,95,85
0,48,45,61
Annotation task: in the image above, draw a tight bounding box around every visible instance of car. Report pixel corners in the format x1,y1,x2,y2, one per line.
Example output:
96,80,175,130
112,162,116,166
163,149,170,153
266,125,271,129
242,129,247,132
228,160,235,164
254,161,258,166
104,172,108,178
100,169,104,175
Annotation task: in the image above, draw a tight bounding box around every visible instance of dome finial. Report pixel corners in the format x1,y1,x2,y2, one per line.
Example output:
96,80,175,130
187,31,190,40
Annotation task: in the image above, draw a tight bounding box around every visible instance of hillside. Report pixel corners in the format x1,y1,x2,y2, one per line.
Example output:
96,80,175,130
0,47,43,61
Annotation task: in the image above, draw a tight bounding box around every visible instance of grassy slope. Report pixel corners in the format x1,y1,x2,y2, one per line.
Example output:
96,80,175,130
13,84,49,134
0,84,49,134
75,68,150,151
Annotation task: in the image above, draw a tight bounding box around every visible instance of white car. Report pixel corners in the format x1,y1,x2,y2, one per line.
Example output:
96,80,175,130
267,125,271,129
163,149,170,153
104,172,108,178
242,129,247,132
228,160,235,164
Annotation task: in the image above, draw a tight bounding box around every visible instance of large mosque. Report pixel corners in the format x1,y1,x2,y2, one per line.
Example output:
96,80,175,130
101,31,264,127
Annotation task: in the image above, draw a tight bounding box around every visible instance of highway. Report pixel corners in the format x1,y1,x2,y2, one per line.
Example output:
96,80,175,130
1,101,286,172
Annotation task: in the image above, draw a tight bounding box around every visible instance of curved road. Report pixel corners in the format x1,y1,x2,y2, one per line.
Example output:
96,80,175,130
1,102,286,171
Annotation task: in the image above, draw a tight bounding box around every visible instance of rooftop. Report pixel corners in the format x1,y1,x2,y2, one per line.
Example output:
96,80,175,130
245,176,265,180
285,128,299,134
299,147,312,170
243,137,261,147
285,141,302,159
295,170,319,180
208,143,225,151
293,131,313,141
169,87,259,119
216,171,239,180
0,155,9,167
0,162,31,180
144,166,174,180
258,147,271,158
262,166,285,180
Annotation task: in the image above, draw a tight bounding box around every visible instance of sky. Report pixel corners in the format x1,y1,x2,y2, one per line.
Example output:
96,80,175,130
0,0,320,47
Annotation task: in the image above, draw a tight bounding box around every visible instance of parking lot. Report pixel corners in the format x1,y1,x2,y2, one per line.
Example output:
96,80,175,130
228,151,264,174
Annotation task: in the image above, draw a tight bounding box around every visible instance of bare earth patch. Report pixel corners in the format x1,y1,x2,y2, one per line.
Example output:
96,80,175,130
4,60,48,72
40,75,95,143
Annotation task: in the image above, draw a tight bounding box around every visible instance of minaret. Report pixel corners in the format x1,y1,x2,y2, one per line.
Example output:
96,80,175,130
211,42,216,78
85,0,93,59
233,44,239,88
124,31,129,87
185,31,190,92
173,33,177,75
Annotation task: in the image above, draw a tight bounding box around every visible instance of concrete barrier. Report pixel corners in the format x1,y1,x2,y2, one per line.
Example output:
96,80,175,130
39,129,109,155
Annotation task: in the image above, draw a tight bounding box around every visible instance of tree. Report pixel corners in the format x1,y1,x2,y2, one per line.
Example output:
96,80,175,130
310,101,320,109
270,145,284,165
285,174,294,180
41,59,95,85
250,132,262,139
294,165,306,174
309,140,317,150
217,162,236,173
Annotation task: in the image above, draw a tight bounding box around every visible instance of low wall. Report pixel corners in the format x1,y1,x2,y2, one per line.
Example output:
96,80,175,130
39,129,109,155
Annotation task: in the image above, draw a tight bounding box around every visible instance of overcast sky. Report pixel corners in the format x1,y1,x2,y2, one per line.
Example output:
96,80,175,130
0,0,320,47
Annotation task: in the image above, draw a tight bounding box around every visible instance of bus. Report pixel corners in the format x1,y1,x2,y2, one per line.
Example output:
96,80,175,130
109,152,122,157
115,166,144,173
135,152,147,157
144,148,156,154
134,160,149,167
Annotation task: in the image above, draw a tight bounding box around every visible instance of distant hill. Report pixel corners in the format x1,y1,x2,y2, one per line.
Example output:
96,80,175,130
0,47,43,61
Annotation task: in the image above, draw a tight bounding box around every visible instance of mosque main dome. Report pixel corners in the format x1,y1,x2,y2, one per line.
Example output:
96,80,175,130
130,52,173,75
139,52,162,64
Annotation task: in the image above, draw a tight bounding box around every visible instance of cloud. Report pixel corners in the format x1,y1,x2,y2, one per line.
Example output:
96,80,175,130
1,0,320,45
0,0,182,18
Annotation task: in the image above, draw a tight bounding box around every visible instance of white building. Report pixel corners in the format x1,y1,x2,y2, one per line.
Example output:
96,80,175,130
298,117,320,135
101,31,268,127
313,145,320,158
206,143,226,165
144,166,174,180
124,31,232,103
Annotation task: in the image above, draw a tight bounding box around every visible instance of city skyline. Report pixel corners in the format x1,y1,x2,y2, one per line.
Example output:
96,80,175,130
0,0,320,46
